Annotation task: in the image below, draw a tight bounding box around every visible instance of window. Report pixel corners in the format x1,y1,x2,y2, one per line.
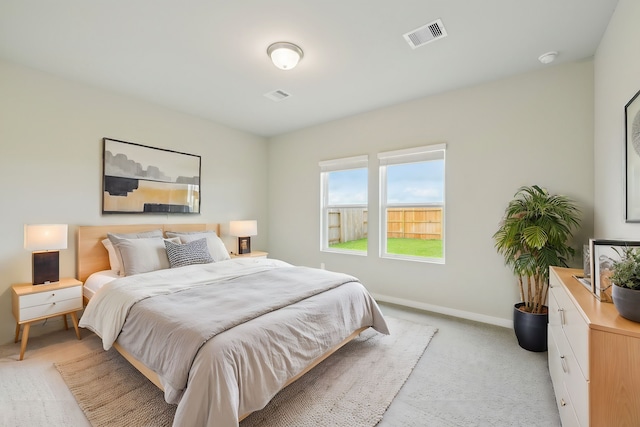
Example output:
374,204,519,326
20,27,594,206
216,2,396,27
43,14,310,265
378,144,445,262
319,155,368,254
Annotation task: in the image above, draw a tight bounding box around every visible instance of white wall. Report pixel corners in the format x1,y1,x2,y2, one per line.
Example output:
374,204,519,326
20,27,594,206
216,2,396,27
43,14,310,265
268,61,595,326
0,60,269,345
594,0,640,238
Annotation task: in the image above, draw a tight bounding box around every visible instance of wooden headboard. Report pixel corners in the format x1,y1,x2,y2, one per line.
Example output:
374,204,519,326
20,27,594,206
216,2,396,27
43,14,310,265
77,223,220,282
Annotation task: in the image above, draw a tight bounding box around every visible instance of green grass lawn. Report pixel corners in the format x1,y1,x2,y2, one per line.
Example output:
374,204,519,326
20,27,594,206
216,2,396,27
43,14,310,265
330,238,443,258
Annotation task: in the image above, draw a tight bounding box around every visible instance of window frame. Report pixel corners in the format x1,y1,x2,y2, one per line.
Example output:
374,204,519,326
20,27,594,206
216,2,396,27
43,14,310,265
319,155,369,255
378,143,446,263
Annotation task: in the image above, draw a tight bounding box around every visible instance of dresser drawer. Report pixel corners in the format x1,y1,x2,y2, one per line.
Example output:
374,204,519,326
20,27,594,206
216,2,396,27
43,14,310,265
549,326,588,426
19,286,81,309
549,277,589,380
548,329,584,427
558,382,582,427
19,296,83,322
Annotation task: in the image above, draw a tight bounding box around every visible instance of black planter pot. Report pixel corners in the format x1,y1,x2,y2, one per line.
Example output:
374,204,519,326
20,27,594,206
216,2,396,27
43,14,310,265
612,284,640,323
513,302,548,352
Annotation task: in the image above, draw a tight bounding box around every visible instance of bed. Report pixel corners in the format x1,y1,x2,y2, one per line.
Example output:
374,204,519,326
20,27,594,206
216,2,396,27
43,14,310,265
76,223,389,427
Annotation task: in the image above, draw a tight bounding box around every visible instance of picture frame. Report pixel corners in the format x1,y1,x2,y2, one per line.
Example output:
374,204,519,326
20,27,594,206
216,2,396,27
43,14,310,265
102,138,201,214
589,239,640,302
238,236,251,254
625,89,640,222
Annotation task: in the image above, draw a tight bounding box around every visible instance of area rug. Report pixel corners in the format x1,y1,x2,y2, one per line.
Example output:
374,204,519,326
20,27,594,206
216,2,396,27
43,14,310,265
55,317,437,427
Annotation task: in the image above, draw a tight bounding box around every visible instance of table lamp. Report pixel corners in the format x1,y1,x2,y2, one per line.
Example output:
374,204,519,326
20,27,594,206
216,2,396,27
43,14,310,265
229,220,257,255
24,224,68,285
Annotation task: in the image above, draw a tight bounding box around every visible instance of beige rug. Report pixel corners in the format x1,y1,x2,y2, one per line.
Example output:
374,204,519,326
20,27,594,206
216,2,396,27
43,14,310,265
55,317,437,427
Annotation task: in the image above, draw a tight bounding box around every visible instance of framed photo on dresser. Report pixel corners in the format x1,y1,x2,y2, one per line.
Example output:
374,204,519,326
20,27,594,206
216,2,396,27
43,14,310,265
589,239,640,302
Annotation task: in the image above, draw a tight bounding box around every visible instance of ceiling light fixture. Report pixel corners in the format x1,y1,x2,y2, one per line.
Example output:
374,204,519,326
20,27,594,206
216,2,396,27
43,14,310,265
267,42,303,70
538,51,558,64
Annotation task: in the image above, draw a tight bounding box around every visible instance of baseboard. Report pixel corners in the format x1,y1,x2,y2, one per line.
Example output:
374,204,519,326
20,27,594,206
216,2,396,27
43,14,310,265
372,293,513,329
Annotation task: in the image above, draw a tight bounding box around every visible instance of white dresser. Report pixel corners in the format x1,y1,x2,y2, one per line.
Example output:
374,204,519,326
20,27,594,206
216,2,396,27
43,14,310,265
548,267,640,426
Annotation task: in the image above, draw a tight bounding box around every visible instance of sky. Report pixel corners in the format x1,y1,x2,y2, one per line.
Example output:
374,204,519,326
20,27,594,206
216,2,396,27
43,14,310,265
328,160,444,205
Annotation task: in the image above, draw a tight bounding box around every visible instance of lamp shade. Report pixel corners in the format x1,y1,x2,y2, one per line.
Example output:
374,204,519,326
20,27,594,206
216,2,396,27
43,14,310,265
24,224,68,251
229,220,257,237
267,42,303,70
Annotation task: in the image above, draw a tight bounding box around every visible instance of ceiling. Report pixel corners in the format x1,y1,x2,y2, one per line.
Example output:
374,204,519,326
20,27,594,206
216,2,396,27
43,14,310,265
0,1,619,137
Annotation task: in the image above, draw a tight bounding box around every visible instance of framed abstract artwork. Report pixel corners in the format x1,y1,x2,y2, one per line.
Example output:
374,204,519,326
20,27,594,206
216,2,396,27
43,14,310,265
625,89,640,222
102,138,201,214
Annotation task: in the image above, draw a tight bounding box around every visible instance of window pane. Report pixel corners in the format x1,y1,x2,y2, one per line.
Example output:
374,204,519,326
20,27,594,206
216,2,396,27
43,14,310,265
387,160,444,204
383,158,444,261
328,169,368,205
321,167,368,254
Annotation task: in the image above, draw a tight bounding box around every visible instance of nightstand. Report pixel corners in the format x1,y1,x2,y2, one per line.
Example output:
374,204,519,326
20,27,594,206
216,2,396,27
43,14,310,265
12,277,83,360
231,251,268,259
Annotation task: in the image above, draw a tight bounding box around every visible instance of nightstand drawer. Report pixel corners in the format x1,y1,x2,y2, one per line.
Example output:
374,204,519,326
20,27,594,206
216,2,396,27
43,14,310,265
19,296,83,322
19,285,81,309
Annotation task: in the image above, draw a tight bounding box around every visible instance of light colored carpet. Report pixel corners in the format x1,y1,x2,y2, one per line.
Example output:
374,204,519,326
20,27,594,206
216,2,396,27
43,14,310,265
55,317,437,427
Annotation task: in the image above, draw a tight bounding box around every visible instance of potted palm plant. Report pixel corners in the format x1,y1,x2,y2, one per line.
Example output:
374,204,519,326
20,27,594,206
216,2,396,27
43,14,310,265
610,247,640,323
493,185,581,351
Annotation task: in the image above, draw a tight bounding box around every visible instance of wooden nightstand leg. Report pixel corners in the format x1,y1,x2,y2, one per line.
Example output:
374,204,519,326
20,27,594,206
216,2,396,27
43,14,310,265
14,323,20,343
19,322,31,361
62,314,69,330
70,312,81,340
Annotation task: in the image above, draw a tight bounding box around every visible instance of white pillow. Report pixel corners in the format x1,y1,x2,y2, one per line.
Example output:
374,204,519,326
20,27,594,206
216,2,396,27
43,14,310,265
165,230,231,262
113,236,179,276
106,229,163,275
101,238,121,274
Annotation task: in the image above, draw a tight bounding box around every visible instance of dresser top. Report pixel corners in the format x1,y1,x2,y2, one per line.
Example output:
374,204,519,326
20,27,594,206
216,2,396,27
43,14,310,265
551,266,640,339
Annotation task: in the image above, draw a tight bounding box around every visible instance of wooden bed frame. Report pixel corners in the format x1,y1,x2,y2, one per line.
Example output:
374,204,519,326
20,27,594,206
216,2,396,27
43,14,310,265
76,223,366,421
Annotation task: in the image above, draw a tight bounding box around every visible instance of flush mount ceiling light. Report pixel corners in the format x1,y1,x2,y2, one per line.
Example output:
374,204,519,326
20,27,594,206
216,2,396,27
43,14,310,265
538,51,558,64
267,42,304,70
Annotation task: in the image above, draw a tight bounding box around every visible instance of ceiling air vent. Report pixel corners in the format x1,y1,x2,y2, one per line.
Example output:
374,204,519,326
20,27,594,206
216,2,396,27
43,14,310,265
403,19,447,49
264,89,292,102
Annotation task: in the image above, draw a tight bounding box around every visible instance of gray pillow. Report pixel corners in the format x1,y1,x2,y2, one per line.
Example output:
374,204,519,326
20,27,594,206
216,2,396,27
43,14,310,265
111,236,173,276
164,238,214,268
106,229,164,275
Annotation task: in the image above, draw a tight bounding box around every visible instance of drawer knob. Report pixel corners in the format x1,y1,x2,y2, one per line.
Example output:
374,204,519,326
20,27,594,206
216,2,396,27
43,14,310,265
560,398,566,407
560,355,568,373
558,308,565,324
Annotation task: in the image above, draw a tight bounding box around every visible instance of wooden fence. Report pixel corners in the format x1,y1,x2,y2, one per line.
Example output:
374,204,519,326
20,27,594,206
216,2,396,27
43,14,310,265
387,207,443,240
328,206,442,245
328,208,368,245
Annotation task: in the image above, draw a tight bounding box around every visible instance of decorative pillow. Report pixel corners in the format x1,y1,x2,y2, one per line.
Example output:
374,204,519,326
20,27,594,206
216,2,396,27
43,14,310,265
106,229,164,276
111,236,175,276
164,238,214,268
165,230,231,262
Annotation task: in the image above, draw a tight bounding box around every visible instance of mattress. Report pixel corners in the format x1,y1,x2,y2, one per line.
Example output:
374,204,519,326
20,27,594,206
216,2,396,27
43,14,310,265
83,269,119,300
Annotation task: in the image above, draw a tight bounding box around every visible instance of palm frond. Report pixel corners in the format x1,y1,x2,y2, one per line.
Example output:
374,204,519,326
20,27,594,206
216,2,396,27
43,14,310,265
494,185,581,307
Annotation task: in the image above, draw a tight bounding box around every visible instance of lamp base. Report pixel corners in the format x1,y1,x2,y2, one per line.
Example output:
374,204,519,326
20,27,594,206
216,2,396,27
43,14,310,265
238,237,251,254
33,251,59,285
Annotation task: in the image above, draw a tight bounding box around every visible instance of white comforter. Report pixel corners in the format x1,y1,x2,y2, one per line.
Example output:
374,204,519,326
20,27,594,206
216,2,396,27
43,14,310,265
79,258,389,427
